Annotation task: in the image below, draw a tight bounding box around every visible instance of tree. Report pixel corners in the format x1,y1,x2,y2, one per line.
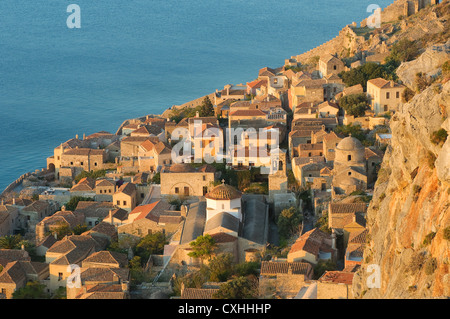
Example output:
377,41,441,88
339,62,385,89
208,253,234,282
74,170,106,183
72,224,88,235
187,234,217,264
199,96,215,117
12,281,50,299
389,39,420,63
151,172,160,184
339,93,368,117
313,260,336,279
315,212,332,234
213,276,259,299
277,207,303,242
0,235,23,249
52,222,73,239
135,232,167,262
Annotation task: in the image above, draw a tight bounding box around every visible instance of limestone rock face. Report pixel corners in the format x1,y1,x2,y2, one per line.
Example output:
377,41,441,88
352,76,450,298
396,40,450,90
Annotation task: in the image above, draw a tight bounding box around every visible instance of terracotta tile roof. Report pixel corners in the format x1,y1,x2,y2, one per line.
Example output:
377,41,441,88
260,261,312,276
129,201,176,223
319,271,354,285
36,235,58,249
83,222,117,238
0,261,26,284
82,251,128,268
298,143,323,151
0,250,31,268
22,200,49,213
367,78,405,89
108,208,128,221
247,79,266,89
115,182,136,196
209,231,238,243
318,101,339,110
181,288,219,299
62,148,105,156
74,201,115,219
229,109,267,117
329,203,368,214
71,177,96,192
5,198,32,207
95,179,115,187
348,229,368,244
289,228,332,257
80,267,130,283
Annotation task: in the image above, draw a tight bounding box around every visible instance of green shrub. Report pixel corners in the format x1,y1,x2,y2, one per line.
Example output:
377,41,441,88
425,257,437,275
431,128,448,146
422,232,436,246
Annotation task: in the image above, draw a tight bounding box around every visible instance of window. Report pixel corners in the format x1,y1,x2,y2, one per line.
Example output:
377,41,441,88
184,187,189,196
175,187,179,194
348,172,352,176
347,155,352,161
384,105,388,112
80,162,84,166
70,162,73,165
386,92,390,99
116,200,120,205
141,193,144,198
203,175,206,181
123,200,127,206
58,273,63,281
94,162,98,167
396,91,400,99
109,189,112,193
99,190,102,194
333,65,337,70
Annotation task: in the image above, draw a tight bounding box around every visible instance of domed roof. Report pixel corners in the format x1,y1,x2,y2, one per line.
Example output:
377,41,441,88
169,163,196,173
336,135,364,151
205,181,242,200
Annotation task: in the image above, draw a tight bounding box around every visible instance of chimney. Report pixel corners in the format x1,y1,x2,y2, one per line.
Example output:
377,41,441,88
196,111,199,118
12,198,16,205
61,205,66,212
331,229,336,250
109,209,114,224
390,80,394,87
180,282,185,297
21,244,25,251
287,265,293,275
121,281,129,293
75,134,79,140
54,232,58,240
308,108,312,115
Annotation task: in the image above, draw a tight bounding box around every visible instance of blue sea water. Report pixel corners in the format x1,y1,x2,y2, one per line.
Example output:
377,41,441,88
0,0,392,191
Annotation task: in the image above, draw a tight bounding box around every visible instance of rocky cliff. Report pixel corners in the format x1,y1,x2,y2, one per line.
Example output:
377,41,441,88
353,45,450,298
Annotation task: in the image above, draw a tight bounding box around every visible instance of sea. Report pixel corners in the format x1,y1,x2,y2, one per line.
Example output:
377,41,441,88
0,0,393,192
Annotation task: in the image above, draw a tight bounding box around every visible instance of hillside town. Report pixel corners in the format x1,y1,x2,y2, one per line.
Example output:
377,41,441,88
0,0,449,300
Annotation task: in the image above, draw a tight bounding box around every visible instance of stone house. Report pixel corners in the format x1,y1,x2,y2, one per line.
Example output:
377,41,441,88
103,208,129,227
70,177,96,198
160,164,216,198
137,139,173,173
367,78,405,114
322,131,343,162
287,228,337,265
328,203,367,247
95,179,116,201
35,208,85,243
317,271,354,299
60,148,107,177
0,261,49,299
20,200,58,232
259,260,314,299
66,267,130,299
120,136,158,159
345,229,367,268
297,143,324,158
290,78,326,108
45,234,106,292
113,183,137,212
0,205,19,235
318,54,345,78
81,251,128,269
74,201,116,228
317,101,340,118
117,200,182,239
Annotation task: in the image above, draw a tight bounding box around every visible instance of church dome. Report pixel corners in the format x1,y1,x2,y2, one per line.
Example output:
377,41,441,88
336,135,364,152
205,181,242,200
